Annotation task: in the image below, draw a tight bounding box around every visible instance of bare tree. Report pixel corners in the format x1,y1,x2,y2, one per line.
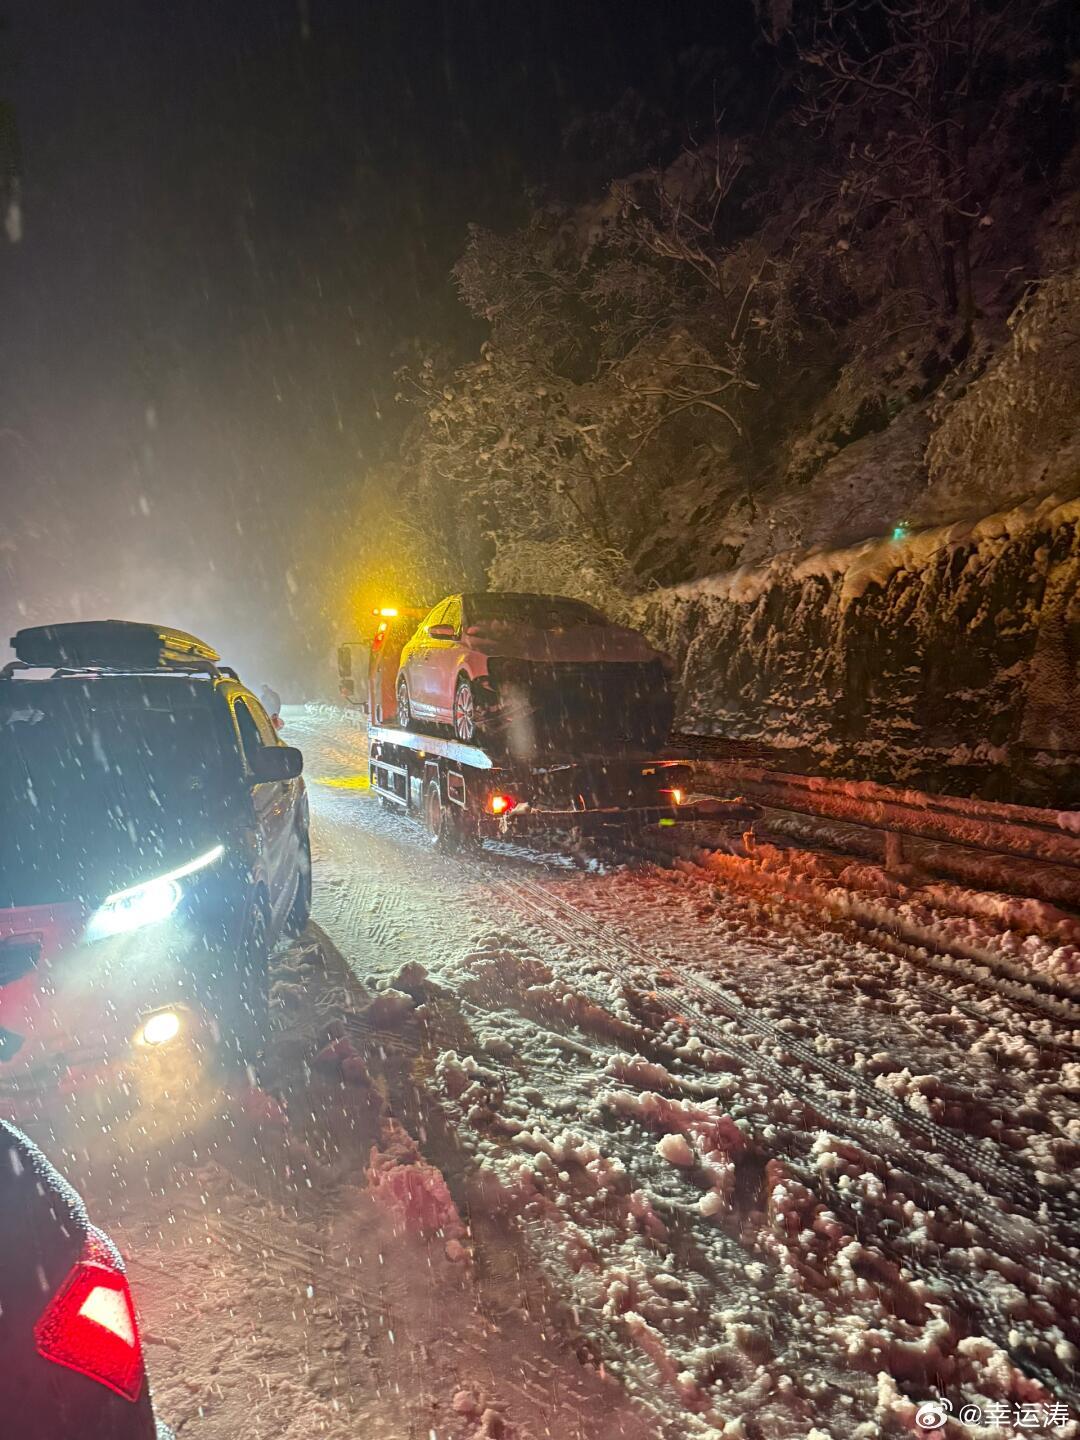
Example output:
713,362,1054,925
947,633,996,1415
336,10,1072,604
794,0,1059,340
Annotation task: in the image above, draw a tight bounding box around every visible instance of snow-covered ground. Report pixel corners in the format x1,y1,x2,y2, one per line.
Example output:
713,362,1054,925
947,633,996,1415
55,709,1080,1440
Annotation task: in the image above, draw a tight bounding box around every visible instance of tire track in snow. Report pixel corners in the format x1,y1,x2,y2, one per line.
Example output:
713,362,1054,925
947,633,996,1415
291,715,1078,1412
460,871,1080,1397
632,823,1080,1030
474,864,1080,1291
657,844,1080,1067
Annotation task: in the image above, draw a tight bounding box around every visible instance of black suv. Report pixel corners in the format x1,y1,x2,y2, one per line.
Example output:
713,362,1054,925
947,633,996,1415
0,621,310,1105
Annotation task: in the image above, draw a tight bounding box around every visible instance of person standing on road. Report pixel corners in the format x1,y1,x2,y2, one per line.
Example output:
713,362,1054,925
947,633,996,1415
260,683,284,731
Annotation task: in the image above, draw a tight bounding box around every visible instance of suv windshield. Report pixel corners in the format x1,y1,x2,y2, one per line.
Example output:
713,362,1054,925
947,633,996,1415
0,679,230,906
467,594,607,629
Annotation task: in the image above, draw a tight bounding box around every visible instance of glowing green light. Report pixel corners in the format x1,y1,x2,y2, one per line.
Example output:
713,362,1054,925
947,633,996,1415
892,524,909,541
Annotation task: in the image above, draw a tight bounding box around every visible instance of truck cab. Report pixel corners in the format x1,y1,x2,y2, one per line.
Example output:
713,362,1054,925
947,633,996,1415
337,607,425,720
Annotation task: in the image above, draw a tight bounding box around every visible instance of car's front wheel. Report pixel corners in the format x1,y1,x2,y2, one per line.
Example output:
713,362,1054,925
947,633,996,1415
396,677,412,729
452,677,478,743
215,902,270,1070
283,829,312,937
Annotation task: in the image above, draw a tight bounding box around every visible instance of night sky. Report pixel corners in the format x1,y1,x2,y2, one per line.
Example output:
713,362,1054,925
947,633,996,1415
0,1,754,688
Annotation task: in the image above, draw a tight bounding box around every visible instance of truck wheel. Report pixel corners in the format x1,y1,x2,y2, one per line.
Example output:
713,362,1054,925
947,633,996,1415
423,780,461,853
453,678,477,742
396,678,412,729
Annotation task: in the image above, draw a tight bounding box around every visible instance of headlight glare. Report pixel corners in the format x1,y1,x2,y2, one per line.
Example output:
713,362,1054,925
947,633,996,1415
137,1009,182,1047
87,877,182,940
86,844,224,942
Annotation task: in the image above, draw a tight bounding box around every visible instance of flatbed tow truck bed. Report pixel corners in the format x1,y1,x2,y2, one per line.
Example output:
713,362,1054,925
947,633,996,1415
367,723,759,849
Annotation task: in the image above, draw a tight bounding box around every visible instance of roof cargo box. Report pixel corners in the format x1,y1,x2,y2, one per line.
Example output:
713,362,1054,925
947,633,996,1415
11,621,220,672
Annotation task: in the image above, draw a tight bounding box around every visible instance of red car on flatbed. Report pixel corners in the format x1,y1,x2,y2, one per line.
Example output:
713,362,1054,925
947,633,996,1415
394,590,676,751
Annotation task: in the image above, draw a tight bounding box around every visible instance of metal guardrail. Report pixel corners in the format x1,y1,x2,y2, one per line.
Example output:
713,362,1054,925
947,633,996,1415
698,766,1080,862
675,744,1080,909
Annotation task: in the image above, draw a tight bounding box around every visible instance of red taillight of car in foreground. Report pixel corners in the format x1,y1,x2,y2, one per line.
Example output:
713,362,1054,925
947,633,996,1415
488,793,518,815
35,1237,145,1402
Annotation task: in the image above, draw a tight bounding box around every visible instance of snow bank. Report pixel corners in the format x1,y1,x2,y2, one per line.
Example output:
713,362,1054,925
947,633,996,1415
367,1118,465,1239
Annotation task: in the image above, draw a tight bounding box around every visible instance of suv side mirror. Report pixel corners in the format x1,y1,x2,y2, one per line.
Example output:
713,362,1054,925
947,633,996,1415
427,623,456,639
250,744,303,783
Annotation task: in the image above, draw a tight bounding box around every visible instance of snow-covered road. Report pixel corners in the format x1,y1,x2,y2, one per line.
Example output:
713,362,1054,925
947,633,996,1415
65,709,1080,1440
289,709,1080,1438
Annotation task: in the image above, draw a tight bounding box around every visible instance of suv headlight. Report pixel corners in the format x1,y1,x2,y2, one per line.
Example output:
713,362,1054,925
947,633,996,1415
86,845,224,942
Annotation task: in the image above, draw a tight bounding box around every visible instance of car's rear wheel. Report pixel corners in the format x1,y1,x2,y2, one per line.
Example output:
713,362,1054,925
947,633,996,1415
453,677,477,743
396,677,412,729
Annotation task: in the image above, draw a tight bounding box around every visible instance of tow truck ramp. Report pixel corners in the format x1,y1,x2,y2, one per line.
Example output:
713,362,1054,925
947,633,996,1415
367,723,758,849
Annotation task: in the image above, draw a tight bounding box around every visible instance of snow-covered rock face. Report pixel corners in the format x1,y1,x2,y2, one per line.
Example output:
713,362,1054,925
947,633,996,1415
639,493,1080,803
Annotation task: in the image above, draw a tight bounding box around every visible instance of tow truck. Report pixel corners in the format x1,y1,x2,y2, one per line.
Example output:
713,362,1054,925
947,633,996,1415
342,608,758,850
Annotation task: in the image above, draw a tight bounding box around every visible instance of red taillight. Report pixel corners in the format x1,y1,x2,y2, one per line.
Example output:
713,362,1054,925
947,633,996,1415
35,1239,144,1402
489,793,516,815
372,621,388,651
